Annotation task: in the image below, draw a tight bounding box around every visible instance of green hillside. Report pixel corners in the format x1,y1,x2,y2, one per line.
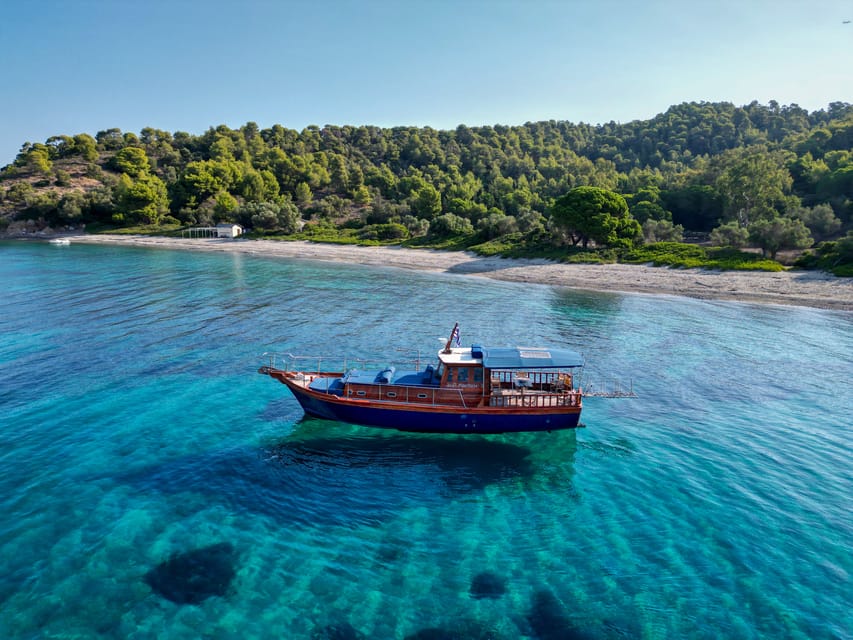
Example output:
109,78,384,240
2,100,852,273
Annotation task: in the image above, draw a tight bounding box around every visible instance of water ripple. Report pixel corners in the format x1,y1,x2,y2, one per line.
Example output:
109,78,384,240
0,240,850,639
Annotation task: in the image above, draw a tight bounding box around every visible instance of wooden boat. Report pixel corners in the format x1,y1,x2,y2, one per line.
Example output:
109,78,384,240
258,323,585,434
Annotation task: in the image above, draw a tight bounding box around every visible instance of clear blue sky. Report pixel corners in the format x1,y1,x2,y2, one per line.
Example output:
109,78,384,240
1,0,851,166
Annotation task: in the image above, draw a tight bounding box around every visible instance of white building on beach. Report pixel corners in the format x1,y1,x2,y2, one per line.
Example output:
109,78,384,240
215,223,243,238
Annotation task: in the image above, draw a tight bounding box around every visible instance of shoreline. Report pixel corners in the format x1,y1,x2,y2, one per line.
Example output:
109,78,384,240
27,234,853,311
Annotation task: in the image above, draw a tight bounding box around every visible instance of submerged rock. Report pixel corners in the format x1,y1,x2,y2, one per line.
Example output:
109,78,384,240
469,571,507,599
405,629,455,640
404,620,508,640
144,542,237,604
527,589,597,640
311,622,366,640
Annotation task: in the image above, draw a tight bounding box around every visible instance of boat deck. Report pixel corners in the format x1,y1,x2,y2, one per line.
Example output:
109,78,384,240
287,370,580,410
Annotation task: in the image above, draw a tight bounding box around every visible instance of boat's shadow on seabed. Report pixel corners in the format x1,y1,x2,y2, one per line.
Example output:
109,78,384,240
114,421,578,530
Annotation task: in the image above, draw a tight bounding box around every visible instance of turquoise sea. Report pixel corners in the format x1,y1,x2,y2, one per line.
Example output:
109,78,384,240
0,240,851,639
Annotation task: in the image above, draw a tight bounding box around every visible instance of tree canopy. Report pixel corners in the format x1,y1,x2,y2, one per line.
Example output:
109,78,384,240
550,186,639,249
1,100,850,258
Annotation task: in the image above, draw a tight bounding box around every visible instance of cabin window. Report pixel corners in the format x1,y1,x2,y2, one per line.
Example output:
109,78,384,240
387,392,397,398
457,368,469,383
474,368,483,383
356,391,366,396
417,393,428,399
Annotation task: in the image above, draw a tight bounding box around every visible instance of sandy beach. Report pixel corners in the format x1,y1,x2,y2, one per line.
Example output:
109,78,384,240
56,234,853,311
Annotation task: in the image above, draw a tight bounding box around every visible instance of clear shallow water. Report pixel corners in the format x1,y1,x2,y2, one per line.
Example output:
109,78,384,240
0,240,851,640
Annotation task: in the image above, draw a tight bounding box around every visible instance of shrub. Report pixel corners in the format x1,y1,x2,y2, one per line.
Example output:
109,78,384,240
642,219,683,243
564,248,618,264
710,221,749,248
623,242,707,267
428,213,474,238
621,242,783,271
477,213,518,240
54,169,72,186
706,248,784,271
470,233,523,256
358,223,408,241
794,232,853,276
401,215,428,237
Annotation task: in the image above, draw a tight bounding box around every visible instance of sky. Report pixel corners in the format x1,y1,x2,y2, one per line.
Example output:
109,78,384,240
1,0,851,166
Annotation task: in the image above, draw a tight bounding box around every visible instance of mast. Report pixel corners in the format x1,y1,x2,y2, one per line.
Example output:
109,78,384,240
442,322,459,354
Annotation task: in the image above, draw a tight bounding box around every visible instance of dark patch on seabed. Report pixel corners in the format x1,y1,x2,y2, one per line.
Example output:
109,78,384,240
264,434,537,492
526,589,600,640
116,434,537,529
144,542,237,604
469,571,507,599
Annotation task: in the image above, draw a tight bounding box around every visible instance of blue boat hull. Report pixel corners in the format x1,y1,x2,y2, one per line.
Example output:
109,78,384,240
288,383,581,434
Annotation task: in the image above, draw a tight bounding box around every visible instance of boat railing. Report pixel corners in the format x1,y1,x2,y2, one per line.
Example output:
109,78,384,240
489,389,583,408
261,352,422,375
489,368,578,388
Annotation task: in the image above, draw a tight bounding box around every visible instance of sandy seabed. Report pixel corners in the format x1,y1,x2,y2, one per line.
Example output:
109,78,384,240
52,234,853,311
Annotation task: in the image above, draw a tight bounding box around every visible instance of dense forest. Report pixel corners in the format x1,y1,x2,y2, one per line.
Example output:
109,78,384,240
2,100,852,272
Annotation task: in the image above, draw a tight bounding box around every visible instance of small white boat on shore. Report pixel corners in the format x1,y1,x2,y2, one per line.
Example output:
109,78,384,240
48,238,71,245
